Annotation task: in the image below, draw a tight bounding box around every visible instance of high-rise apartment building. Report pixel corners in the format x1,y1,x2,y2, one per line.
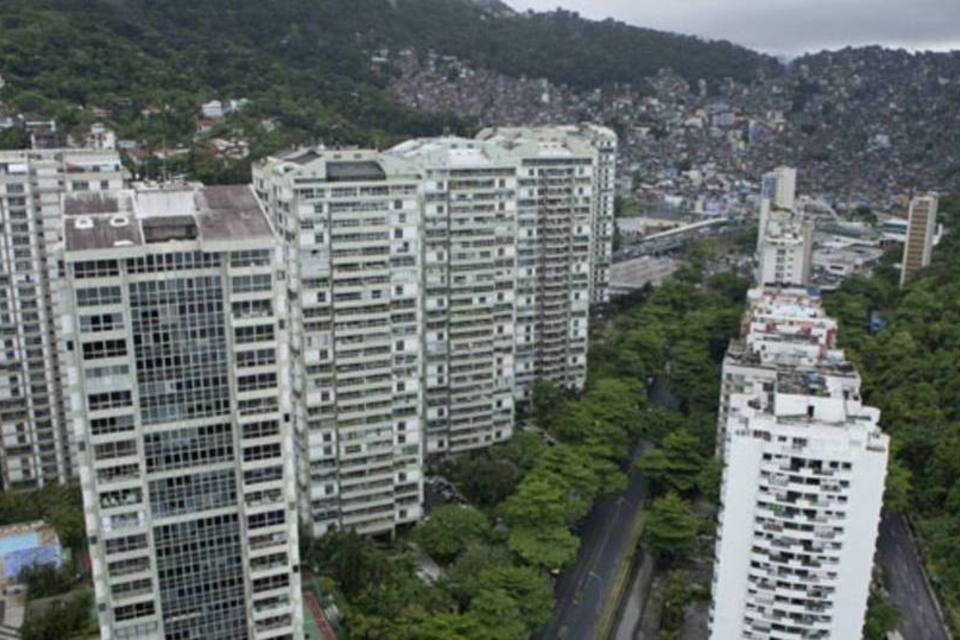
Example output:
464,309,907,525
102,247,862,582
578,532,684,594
253,126,616,538
387,138,520,457
62,184,302,640
0,149,124,490
253,149,425,538
479,125,617,305
711,288,888,640
755,166,812,287
476,126,608,396
757,209,814,287
758,166,797,251
716,288,838,452
900,193,938,286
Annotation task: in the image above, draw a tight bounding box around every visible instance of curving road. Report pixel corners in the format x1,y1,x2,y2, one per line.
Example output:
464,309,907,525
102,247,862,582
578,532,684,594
876,512,950,640
534,458,648,640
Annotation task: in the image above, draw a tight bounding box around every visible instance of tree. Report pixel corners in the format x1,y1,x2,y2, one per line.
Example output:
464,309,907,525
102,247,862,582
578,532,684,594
531,379,566,429
659,570,694,635
862,590,899,640
507,525,579,571
442,543,513,608
416,612,486,640
450,456,524,507
491,431,547,473
468,589,526,640
696,456,723,503
415,506,491,564
0,127,29,150
476,566,554,632
883,456,912,513
643,493,698,561
20,590,93,640
501,473,571,529
635,429,704,495
19,564,78,600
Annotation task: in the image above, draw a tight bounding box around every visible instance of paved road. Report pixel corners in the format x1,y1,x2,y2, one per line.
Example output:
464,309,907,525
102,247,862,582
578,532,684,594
534,458,649,640
876,512,950,640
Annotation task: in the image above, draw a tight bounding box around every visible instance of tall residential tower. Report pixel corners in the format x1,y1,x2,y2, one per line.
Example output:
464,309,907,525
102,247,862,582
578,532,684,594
0,149,124,490
63,184,302,640
900,193,938,286
253,149,425,538
253,125,616,538
710,288,888,640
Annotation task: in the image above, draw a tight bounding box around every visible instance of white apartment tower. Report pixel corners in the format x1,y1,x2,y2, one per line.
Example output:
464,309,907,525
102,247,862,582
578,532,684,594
62,184,302,640
253,126,616,537
757,209,814,288
711,288,888,640
716,288,838,452
477,127,605,396
252,150,425,538
387,138,519,456
0,149,124,490
756,166,812,287
758,166,797,250
483,125,617,305
900,193,938,286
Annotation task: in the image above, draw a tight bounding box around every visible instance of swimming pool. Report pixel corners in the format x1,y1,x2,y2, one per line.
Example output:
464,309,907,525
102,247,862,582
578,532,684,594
0,533,39,557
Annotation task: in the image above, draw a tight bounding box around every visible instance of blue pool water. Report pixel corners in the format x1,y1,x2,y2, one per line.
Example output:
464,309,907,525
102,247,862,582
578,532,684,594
0,533,39,557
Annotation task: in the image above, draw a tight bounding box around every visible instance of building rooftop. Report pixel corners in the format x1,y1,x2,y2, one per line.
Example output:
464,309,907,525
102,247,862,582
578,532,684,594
64,184,273,252
325,161,386,182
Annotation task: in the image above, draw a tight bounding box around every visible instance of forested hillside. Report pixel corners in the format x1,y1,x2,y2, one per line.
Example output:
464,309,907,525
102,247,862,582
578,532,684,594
825,196,960,634
0,0,776,150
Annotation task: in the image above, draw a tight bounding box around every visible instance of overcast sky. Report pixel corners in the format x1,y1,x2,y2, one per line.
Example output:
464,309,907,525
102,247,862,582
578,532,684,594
509,0,960,57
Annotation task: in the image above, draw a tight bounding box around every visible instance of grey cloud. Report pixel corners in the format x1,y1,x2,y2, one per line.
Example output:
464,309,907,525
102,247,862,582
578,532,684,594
509,0,960,56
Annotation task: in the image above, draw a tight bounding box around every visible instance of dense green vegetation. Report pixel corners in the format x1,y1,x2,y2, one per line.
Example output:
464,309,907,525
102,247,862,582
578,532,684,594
0,0,776,179
19,589,95,640
824,195,960,634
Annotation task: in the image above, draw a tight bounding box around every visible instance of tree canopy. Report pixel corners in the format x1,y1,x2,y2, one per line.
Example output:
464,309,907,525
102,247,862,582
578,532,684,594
825,195,960,633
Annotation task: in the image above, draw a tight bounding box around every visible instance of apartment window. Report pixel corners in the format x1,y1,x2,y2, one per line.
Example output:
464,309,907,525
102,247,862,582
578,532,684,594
144,423,234,472
238,373,278,393
231,273,272,294
80,312,124,333
114,601,155,622
82,339,127,361
248,510,285,530
90,415,135,436
76,286,122,307
105,534,148,555
88,390,133,412
74,260,119,278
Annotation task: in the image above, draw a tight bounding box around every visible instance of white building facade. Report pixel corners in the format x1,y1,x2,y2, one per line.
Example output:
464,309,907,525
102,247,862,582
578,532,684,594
253,126,615,537
0,149,124,490
711,288,888,640
758,166,797,250
756,166,812,288
62,184,302,640
253,150,425,538
388,138,519,457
